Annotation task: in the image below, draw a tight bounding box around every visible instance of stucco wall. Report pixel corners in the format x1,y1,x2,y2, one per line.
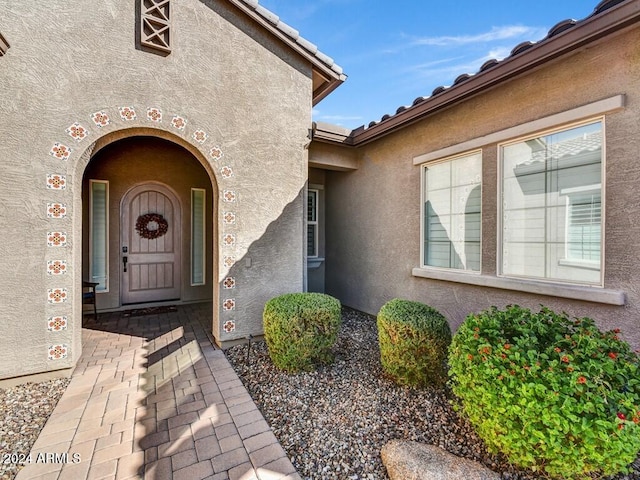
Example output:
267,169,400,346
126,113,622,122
0,0,312,380
324,27,640,349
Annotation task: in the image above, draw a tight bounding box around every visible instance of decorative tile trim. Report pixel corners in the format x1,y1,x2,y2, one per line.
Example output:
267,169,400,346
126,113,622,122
223,277,236,289
223,320,236,333
171,115,186,130
222,299,236,311
47,316,68,332
193,129,208,144
223,256,235,268
147,107,162,123
209,146,223,161
47,203,67,218
49,143,71,161
46,174,67,190
91,110,111,128
47,232,67,247
47,288,68,304
223,233,236,247
223,190,237,203
223,212,236,225
48,344,68,360
119,106,137,121
47,260,67,276
220,166,233,179
66,122,89,142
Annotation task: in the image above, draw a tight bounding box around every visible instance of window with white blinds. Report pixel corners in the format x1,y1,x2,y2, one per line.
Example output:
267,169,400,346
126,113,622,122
500,120,603,285
89,180,109,292
422,152,482,271
307,189,318,258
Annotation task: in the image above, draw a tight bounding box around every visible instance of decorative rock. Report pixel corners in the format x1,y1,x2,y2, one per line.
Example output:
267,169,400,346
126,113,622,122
381,440,501,480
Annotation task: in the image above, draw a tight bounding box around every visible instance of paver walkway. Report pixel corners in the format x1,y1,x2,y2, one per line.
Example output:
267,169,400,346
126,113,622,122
16,303,300,480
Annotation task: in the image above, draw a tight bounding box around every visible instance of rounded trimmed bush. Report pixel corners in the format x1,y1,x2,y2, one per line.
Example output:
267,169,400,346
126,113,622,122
263,292,341,372
377,298,452,387
449,305,640,479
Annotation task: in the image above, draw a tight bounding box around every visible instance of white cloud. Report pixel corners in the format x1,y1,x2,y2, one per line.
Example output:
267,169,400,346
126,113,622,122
411,25,546,47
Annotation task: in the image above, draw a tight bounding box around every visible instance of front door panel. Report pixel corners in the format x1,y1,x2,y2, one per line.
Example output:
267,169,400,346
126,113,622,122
121,183,181,304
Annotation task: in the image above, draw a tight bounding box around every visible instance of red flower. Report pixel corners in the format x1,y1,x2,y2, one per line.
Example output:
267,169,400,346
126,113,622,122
504,344,511,350
467,354,474,361
554,347,561,353
577,376,587,384
561,356,570,363
608,352,617,360
618,412,626,421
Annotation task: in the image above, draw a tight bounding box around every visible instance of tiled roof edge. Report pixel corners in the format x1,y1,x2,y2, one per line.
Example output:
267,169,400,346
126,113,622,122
232,0,345,78
348,0,637,145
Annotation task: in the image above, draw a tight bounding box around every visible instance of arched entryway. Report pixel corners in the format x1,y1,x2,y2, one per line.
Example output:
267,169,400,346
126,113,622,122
82,135,216,311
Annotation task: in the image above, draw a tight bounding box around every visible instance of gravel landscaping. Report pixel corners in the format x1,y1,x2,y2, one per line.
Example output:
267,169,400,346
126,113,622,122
226,307,640,480
0,378,70,480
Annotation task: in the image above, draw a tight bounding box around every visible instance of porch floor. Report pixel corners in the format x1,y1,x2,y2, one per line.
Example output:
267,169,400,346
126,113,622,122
15,303,300,480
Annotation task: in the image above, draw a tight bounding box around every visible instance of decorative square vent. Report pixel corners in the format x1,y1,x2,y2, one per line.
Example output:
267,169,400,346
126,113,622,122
0,32,9,56
141,0,171,54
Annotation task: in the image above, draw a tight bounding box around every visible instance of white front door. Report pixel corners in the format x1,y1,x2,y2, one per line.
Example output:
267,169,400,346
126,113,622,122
121,183,181,304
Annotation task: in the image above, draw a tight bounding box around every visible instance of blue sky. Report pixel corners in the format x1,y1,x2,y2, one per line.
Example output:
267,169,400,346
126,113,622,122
257,0,599,129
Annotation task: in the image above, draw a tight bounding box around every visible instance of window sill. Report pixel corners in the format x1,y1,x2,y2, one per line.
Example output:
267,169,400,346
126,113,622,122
412,267,625,305
307,257,325,269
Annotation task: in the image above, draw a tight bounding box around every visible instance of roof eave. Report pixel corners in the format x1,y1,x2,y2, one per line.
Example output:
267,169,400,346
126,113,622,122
226,0,346,105
350,0,640,146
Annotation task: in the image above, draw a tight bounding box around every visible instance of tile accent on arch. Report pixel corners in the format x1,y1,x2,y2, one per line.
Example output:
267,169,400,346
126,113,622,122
49,143,72,161
46,174,67,190
66,122,89,142
147,107,162,123
223,233,236,247
47,203,67,218
223,320,236,333
220,166,233,179
223,256,235,268
47,316,68,332
47,288,68,304
91,110,111,128
223,277,236,289
119,106,137,121
209,146,223,161
48,344,68,360
171,115,186,130
193,130,208,144
47,260,67,276
223,211,236,225
47,232,68,247
222,299,236,311
223,190,237,203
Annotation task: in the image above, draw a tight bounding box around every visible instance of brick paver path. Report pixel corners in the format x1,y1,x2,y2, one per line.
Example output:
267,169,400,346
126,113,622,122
16,304,300,480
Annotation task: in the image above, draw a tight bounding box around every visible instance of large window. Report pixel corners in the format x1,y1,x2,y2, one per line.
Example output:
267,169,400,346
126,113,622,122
422,152,482,271
500,120,603,285
89,180,109,292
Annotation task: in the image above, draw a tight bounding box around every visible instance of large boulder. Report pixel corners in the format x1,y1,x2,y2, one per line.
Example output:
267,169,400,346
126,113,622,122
381,440,500,480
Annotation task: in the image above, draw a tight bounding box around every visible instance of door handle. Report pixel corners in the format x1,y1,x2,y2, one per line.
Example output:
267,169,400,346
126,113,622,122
123,256,128,272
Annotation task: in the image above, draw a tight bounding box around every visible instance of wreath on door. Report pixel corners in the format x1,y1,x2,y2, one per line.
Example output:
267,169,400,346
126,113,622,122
135,213,169,239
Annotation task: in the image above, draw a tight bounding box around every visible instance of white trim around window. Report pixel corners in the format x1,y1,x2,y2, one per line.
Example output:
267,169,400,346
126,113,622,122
191,188,206,286
307,188,319,258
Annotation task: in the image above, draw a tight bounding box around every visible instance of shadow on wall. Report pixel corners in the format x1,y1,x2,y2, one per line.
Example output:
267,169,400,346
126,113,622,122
220,188,306,340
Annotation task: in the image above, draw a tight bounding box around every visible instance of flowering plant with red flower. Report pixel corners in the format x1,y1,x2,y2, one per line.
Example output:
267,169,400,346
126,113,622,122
449,305,640,479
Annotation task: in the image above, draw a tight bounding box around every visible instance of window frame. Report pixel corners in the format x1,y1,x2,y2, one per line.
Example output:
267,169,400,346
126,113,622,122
190,188,206,286
307,188,319,259
420,149,483,273
497,117,606,287
89,179,109,293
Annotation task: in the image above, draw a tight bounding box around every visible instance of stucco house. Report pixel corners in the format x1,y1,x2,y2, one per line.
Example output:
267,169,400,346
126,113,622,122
309,0,640,350
0,0,345,382
2,0,640,385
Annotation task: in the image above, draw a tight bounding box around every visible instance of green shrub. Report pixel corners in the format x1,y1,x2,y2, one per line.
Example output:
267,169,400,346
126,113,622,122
449,305,640,479
263,292,341,372
377,298,452,387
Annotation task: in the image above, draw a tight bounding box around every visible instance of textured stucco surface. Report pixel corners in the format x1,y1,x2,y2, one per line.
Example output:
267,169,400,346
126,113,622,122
0,0,312,379
323,28,640,349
